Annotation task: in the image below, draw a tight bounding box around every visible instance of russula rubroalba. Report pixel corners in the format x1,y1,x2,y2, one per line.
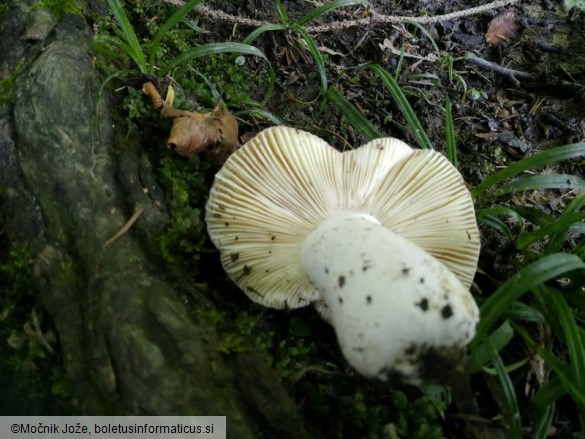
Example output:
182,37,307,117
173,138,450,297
205,126,480,383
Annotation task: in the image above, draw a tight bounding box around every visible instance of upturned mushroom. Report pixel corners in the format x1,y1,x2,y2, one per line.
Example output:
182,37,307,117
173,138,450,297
205,126,480,384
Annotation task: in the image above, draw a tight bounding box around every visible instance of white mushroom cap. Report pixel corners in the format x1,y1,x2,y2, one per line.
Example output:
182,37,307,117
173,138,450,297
205,126,479,311
206,126,481,382
300,211,479,383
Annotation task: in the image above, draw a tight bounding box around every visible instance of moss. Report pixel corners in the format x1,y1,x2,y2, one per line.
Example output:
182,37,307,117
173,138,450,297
34,0,82,21
0,61,24,105
0,246,72,414
0,3,9,20
156,155,210,272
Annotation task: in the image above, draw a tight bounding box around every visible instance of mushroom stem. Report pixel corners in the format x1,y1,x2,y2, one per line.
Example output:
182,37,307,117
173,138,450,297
300,212,479,383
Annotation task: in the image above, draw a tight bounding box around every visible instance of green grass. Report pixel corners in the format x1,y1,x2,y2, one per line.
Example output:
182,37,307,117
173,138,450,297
94,0,274,102
34,0,81,21
465,140,585,435
241,0,369,94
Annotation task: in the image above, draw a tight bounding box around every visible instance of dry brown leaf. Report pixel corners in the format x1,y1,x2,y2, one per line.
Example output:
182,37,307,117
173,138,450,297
485,9,518,45
142,81,239,164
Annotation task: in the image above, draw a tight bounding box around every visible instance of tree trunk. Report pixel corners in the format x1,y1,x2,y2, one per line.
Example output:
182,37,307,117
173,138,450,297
0,3,310,437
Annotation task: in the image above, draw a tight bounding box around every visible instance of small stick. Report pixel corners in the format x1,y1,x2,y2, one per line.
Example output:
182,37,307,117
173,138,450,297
103,208,145,248
465,52,534,86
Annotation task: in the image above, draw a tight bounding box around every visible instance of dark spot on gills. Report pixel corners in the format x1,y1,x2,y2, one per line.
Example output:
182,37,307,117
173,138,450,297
243,265,252,275
416,298,429,311
338,275,346,288
325,267,329,274
225,222,230,227
247,287,262,297
366,295,372,304
441,304,453,319
419,277,425,284
271,236,276,241
338,296,343,304
229,253,239,262
235,236,239,241
402,267,411,275
466,230,471,240
353,347,365,353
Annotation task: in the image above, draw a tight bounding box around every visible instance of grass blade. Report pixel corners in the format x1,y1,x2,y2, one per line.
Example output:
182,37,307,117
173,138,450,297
241,24,287,45
545,193,585,254
274,0,290,23
149,0,204,69
487,174,585,200
503,301,545,323
516,211,585,251
473,253,585,346
162,42,269,72
468,320,514,374
296,0,369,27
532,377,566,411
93,34,137,64
484,336,523,438
540,289,585,394
476,206,526,234
514,323,585,411
476,215,513,243
511,206,554,227
471,142,585,198
444,96,457,166
236,108,284,125
106,0,147,72
405,19,440,60
367,64,433,149
326,86,383,141
531,402,555,439
294,26,327,92
161,42,275,104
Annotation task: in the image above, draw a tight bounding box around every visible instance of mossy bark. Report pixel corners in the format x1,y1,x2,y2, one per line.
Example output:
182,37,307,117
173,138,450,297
0,3,310,437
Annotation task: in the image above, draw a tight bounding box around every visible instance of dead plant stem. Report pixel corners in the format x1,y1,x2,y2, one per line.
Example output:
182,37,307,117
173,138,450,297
162,0,520,33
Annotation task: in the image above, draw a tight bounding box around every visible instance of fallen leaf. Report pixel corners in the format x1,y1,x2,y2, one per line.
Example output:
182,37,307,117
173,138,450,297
142,81,239,164
485,9,518,45
167,102,239,163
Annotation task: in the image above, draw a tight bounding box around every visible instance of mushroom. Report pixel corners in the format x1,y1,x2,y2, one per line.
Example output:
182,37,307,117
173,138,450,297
205,126,480,384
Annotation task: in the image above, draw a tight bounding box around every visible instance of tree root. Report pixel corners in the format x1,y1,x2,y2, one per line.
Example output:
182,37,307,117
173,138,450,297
465,52,534,86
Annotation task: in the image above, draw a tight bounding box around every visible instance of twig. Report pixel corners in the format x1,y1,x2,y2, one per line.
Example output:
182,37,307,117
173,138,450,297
163,0,520,33
103,208,145,248
465,52,534,86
